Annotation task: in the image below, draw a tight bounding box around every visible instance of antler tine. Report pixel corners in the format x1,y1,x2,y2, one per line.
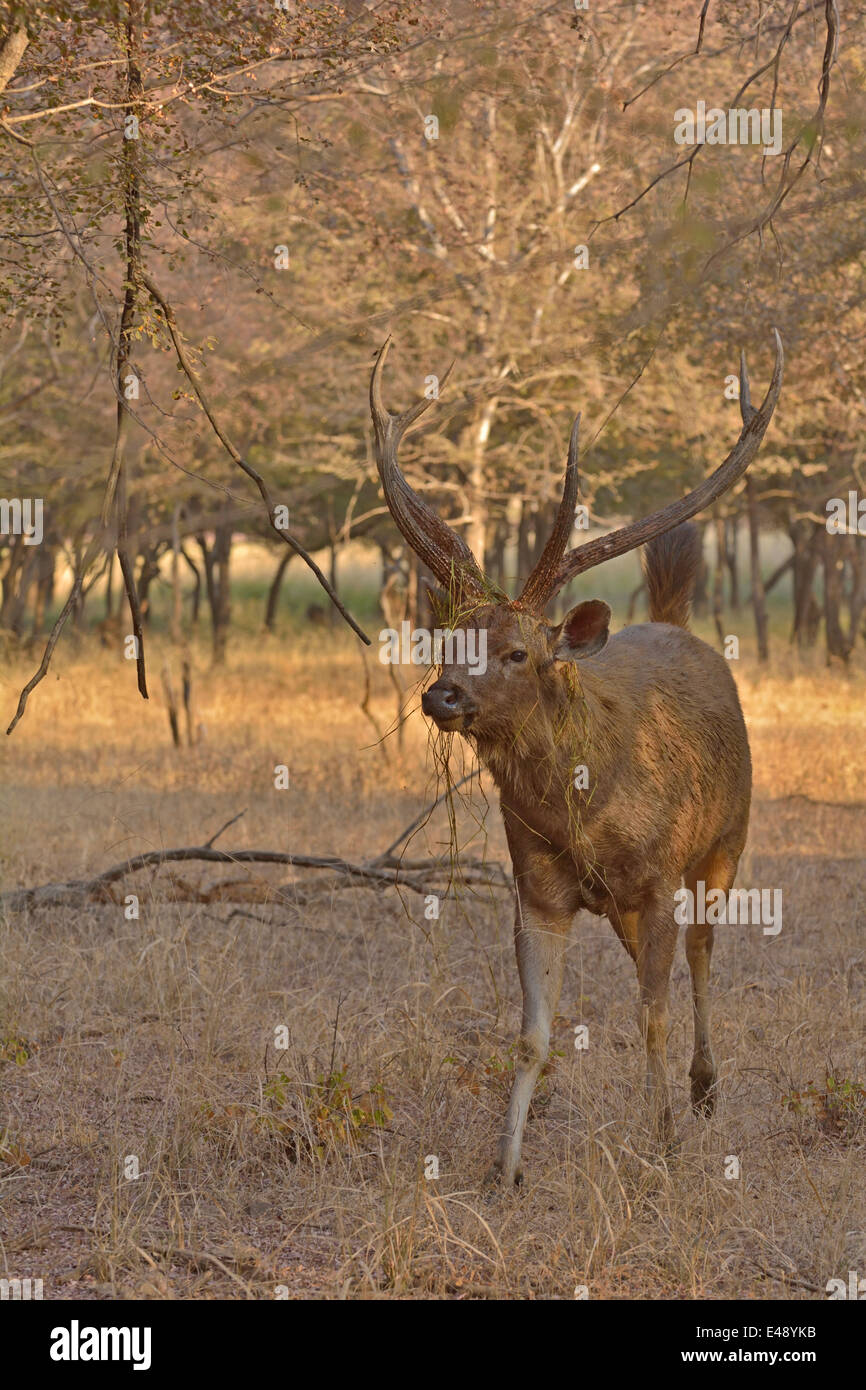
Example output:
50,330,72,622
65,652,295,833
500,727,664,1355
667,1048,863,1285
369,338,485,600
370,335,456,448
739,348,756,425
518,413,581,612
543,329,783,604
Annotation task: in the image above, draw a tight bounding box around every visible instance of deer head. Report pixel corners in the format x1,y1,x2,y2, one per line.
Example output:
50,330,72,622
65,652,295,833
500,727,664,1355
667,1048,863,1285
370,333,783,741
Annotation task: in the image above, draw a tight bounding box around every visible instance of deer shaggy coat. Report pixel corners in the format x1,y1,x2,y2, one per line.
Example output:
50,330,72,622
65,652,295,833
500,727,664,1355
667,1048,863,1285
370,332,782,1184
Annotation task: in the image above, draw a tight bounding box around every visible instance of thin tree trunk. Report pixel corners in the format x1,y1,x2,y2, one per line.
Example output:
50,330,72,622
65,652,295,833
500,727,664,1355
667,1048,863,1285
327,540,338,627
197,533,216,615
30,545,55,644
181,546,202,626
104,550,115,618
791,523,821,647
713,513,725,646
8,548,39,638
211,520,232,664
487,517,507,592
171,503,183,644
182,657,197,745
725,515,740,611
466,398,497,572
691,522,709,616
136,547,160,625
745,477,769,662
265,549,293,632
0,534,26,628
407,551,420,628
107,0,148,698
749,552,792,603
516,499,533,589
822,526,848,664
846,538,866,654
626,578,645,624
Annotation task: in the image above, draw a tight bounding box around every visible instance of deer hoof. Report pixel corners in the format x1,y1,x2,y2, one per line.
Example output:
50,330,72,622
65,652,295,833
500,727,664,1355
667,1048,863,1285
482,1162,523,1192
655,1108,680,1153
690,1058,717,1115
691,1078,717,1116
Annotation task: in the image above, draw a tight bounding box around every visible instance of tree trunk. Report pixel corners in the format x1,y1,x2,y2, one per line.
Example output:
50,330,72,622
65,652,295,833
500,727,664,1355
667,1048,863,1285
0,534,26,628
136,546,161,625
626,577,645,624
197,526,232,662
105,550,115,618
8,547,39,638
822,526,848,664
516,500,534,589
745,478,768,662
211,520,232,664
30,545,55,643
790,522,821,647
380,546,408,630
712,513,725,646
750,552,793,604
110,0,148,699
181,546,201,626
327,540,338,626
466,398,497,572
171,504,183,645
265,549,292,632
845,537,866,655
197,532,216,626
725,515,740,611
486,516,507,592
691,522,709,616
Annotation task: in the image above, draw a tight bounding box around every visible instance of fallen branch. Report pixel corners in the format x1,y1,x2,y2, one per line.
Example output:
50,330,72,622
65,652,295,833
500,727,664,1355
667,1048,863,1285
0,842,509,912
1,783,511,913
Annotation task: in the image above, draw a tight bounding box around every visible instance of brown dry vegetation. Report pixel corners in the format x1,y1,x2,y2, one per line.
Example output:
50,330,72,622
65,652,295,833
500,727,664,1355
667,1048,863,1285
0,617,864,1301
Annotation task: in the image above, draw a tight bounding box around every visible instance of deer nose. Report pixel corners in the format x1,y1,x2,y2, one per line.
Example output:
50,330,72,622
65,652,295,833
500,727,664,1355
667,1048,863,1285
421,679,471,723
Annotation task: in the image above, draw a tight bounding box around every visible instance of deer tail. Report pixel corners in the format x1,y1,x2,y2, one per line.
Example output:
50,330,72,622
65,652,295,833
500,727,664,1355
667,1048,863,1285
641,522,702,629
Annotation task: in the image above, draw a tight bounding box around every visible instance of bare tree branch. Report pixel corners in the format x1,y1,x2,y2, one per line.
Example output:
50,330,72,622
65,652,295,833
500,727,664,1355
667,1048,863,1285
141,274,370,645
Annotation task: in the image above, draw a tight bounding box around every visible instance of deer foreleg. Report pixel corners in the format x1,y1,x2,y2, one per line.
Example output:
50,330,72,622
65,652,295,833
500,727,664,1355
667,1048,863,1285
491,899,570,1187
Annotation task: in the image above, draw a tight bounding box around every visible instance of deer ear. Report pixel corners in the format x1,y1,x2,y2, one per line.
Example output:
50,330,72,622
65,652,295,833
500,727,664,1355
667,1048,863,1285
552,599,610,661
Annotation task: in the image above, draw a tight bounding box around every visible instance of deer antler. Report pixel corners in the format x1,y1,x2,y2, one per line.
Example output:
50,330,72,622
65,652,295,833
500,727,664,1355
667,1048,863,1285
519,329,784,612
370,337,488,603
517,413,580,612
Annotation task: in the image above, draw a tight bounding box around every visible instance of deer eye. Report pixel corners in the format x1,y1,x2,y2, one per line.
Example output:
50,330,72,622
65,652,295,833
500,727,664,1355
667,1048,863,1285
509,650,527,663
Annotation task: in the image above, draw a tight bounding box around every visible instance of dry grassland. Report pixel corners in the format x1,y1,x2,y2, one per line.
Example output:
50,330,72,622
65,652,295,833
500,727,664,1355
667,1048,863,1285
0,623,864,1300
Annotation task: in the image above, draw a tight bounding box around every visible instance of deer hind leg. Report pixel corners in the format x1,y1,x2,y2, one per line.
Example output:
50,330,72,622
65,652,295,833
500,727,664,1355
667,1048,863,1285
636,891,679,1144
684,842,738,1115
491,901,570,1187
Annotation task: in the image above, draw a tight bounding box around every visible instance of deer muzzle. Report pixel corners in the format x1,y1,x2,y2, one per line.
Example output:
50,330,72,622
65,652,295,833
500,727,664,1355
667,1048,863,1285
421,678,477,731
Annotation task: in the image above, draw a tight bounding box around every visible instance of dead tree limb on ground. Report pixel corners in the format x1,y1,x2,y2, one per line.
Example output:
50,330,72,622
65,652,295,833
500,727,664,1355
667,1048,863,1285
0,780,507,912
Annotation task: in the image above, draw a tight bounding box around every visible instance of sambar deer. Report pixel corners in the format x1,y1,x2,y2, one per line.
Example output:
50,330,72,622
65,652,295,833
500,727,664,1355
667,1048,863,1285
370,332,783,1185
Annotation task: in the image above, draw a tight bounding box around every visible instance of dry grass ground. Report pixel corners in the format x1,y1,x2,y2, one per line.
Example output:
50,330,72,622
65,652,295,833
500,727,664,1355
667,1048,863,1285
0,617,864,1300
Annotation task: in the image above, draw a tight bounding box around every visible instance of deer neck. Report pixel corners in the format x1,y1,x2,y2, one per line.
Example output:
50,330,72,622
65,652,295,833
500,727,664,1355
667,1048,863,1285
474,666,621,839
